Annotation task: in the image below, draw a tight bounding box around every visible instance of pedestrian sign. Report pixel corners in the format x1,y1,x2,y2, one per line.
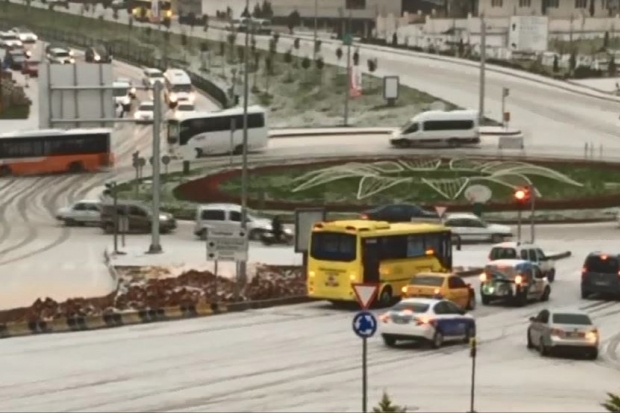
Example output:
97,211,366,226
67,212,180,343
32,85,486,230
352,283,379,309
352,311,377,339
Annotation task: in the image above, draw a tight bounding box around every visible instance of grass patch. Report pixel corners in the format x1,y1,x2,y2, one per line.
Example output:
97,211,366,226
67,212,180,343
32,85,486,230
217,158,620,206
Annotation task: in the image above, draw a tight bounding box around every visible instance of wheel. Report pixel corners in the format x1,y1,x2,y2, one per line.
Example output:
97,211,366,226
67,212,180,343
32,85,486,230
249,229,262,241
481,295,491,305
547,269,555,283
382,335,396,347
195,148,203,158
540,286,551,302
587,349,599,360
67,161,84,173
0,165,11,177
527,329,534,349
233,144,245,155
491,233,504,243
199,229,207,240
64,218,78,227
466,292,476,310
581,289,590,299
378,286,393,307
463,325,475,344
431,329,444,349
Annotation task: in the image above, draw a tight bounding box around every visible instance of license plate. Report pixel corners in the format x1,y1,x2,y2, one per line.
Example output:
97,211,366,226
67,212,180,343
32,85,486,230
566,332,583,338
393,318,409,324
595,281,609,286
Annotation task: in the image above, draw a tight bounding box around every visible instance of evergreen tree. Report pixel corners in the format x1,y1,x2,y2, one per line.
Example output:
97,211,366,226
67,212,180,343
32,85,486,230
602,392,620,412
252,2,262,18
373,391,407,413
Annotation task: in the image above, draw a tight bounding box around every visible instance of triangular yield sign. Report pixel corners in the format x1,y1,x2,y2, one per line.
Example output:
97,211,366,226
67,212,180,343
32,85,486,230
352,283,379,309
434,205,447,218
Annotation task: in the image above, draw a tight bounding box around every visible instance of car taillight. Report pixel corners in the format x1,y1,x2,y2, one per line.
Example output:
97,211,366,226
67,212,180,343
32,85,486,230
515,275,523,285
582,267,587,280
550,328,564,337
480,273,487,282
360,214,369,220
380,314,390,323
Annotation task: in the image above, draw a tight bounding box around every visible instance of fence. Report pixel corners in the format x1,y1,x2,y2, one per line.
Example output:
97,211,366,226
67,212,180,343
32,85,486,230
0,18,230,108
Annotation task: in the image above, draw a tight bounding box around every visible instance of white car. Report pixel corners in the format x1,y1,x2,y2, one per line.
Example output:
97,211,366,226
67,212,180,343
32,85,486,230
142,67,165,88
488,241,556,282
173,102,196,118
134,100,154,123
116,77,137,98
113,80,132,110
47,47,74,64
55,200,102,226
0,31,23,49
443,212,512,243
193,203,284,240
379,298,476,348
10,27,37,44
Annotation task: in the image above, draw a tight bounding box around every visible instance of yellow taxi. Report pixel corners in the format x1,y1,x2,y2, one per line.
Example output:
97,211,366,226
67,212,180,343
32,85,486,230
401,272,476,310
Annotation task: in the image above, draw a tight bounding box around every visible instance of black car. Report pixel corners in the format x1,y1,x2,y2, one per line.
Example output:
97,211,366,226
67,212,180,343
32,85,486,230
360,203,438,223
581,252,620,299
4,50,26,70
85,45,112,63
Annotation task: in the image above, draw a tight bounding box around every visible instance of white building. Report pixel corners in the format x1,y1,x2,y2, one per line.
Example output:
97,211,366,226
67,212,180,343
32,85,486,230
478,0,620,19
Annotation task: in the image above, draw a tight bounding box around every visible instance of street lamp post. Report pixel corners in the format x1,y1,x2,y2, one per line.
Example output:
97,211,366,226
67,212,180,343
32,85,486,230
313,0,318,59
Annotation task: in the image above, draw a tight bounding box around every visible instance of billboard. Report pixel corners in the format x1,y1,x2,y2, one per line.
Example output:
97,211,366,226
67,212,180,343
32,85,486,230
508,16,548,52
38,63,115,129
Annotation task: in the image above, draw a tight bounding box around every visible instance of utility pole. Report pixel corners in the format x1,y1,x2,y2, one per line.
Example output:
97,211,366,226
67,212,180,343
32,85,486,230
148,80,163,254
343,12,352,126
313,0,318,60
238,0,251,298
478,14,486,125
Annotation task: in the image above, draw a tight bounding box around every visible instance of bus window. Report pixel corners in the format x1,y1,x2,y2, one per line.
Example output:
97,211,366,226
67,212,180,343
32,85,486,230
310,232,356,262
406,235,425,257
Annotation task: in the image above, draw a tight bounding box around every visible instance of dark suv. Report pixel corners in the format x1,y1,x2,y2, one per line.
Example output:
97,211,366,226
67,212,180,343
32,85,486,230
100,201,176,234
581,252,620,299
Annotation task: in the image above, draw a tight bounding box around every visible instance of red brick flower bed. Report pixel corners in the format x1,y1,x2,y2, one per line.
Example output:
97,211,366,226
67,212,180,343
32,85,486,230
174,156,620,212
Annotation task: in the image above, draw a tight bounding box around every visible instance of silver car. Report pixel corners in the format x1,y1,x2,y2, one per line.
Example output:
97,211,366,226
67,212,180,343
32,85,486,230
527,308,599,359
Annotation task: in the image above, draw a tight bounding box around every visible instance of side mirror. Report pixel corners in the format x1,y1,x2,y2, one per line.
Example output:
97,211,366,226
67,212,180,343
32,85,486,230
529,317,536,322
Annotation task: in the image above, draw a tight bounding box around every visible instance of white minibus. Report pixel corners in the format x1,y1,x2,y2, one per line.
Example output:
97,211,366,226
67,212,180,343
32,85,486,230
167,105,269,158
390,110,480,147
163,68,195,104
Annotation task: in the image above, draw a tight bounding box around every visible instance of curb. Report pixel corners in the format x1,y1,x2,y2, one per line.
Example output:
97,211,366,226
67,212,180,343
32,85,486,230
268,128,523,139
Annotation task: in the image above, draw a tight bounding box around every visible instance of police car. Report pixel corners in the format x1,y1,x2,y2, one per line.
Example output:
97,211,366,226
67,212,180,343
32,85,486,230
480,259,551,306
379,298,476,348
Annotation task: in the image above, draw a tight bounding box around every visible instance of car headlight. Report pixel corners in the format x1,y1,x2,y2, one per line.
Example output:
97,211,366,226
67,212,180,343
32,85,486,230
159,214,169,220
69,58,75,63
69,50,74,57
94,55,101,61
169,95,177,103
133,112,141,119
130,87,137,95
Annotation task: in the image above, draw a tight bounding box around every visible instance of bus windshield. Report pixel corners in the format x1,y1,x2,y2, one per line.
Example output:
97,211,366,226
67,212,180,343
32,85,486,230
113,87,128,97
310,232,357,262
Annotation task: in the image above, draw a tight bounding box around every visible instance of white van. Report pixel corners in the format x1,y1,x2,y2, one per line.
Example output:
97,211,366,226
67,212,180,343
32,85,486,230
193,203,273,240
113,80,132,111
390,110,480,147
163,68,195,104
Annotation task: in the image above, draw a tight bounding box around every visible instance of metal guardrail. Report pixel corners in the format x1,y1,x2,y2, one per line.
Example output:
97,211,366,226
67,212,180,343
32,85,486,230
0,15,231,108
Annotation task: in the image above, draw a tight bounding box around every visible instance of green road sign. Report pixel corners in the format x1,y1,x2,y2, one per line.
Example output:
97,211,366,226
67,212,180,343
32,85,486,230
343,33,353,46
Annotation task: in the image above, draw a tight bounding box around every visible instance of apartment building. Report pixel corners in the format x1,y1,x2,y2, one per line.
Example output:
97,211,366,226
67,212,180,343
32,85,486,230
479,0,620,18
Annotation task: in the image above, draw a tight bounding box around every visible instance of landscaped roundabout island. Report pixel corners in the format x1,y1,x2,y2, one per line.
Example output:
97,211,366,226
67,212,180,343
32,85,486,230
174,156,620,212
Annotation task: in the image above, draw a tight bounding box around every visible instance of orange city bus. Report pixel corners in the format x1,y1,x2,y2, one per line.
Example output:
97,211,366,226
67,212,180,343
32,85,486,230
0,128,114,176
307,219,454,306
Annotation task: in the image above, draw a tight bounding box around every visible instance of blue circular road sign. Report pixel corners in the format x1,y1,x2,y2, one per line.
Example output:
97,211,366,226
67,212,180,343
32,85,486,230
352,311,377,339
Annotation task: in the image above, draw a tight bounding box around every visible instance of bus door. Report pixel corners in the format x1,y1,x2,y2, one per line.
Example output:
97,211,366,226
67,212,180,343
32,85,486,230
361,237,380,283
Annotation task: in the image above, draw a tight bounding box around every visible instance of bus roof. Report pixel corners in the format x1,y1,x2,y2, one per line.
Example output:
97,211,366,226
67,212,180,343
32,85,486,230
0,128,112,139
313,219,448,236
164,69,191,85
172,105,266,122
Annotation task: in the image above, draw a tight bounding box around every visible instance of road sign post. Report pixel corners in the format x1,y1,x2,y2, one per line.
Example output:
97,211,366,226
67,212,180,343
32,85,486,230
352,283,379,413
469,337,478,413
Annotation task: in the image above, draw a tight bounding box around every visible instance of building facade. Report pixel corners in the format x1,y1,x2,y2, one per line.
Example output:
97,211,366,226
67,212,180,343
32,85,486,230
478,0,620,18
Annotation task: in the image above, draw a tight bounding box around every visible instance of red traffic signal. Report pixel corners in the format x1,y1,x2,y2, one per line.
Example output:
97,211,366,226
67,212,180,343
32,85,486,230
513,186,531,203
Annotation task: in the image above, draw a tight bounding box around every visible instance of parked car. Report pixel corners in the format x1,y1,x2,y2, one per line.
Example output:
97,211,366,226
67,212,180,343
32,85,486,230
0,31,23,49
527,308,599,359
488,241,556,282
443,213,512,243
360,203,438,223
4,50,26,70
193,203,275,240
85,45,112,63
9,27,37,44
22,60,39,77
55,200,102,226
581,252,620,299
100,201,176,234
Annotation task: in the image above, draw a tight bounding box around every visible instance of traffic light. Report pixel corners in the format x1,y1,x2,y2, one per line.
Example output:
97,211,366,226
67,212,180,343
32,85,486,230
513,186,531,205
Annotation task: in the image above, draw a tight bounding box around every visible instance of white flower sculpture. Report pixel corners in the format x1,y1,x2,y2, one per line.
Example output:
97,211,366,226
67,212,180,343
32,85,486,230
290,158,584,201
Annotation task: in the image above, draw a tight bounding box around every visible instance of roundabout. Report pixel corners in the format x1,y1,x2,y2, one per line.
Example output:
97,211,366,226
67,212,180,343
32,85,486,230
174,156,620,212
